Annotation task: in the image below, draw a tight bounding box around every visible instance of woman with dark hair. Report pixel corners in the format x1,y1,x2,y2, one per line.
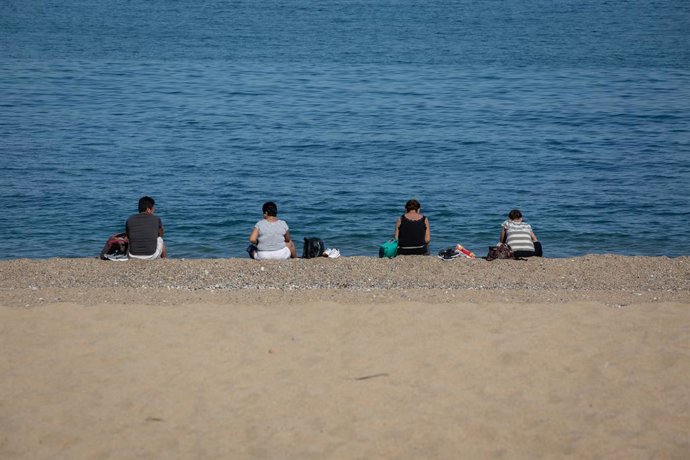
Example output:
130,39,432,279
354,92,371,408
394,199,431,255
499,209,542,258
248,201,297,260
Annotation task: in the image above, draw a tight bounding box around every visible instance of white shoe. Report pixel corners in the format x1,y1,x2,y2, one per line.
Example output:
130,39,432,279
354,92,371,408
324,248,340,259
105,253,129,261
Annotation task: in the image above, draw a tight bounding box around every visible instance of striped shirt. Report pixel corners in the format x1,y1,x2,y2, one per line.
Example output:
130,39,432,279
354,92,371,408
502,220,535,252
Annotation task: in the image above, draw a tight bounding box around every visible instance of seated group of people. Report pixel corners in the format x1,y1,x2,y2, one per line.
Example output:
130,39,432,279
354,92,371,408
125,197,297,261
392,199,542,258
124,197,542,260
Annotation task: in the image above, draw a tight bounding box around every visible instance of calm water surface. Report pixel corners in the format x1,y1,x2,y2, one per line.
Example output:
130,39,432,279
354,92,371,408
1,0,689,258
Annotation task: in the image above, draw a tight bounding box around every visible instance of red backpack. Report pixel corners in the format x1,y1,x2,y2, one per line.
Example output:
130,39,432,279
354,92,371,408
99,232,129,260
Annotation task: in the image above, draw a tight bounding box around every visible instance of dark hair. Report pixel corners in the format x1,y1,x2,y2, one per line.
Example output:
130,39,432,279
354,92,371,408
508,209,522,220
138,196,155,213
262,201,278,217
405,199,421,212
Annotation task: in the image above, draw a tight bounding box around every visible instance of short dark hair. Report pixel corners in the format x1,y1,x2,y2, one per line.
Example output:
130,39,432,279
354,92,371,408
508,209,522,220
405,199,421,212
138,196,155,212
262,201,278,217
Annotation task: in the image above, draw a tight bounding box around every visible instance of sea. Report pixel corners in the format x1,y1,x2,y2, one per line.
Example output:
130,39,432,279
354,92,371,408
1,0,689,259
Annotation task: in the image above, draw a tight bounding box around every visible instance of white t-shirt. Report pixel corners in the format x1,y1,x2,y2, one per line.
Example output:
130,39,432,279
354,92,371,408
255,219,289,251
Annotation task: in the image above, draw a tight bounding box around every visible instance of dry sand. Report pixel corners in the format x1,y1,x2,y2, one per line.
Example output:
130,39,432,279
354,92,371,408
1,256,689,459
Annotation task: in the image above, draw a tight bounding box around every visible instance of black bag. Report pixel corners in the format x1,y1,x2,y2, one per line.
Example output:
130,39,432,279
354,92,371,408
485,244,513,261
99,232,129,260
534,241,543,257
302,238,325,259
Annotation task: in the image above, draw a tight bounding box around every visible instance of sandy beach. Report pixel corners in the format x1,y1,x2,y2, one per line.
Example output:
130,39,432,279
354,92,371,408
1,256,689,459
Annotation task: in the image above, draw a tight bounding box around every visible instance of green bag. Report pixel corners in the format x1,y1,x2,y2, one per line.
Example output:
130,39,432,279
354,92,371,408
379,239,398,258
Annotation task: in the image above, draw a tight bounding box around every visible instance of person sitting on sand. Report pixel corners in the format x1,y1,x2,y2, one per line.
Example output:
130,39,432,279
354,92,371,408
126,196,167,259
500,209,542,258
395,199,431,255
248,201,297,260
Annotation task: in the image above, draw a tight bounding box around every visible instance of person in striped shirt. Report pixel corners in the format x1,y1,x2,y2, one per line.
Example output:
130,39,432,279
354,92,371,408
499,209,542,258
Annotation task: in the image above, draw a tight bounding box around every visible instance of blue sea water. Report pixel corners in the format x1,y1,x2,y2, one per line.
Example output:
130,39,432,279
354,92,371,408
1,0,689,258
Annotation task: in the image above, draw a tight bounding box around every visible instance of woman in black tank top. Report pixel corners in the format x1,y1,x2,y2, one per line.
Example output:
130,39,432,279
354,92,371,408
395,199,431,255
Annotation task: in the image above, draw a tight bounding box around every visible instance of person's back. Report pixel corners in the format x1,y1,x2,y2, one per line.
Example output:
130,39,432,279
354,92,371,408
500,209,541,257
248,201,297,260
395,199,431,255
398,215,427,247
255,218,289,252
126,196,167,259
127,213,162,255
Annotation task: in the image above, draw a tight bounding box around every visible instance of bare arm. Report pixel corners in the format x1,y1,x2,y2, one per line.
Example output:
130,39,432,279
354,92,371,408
394,218,401,240
249,227,259,244
424,217,431,244
285,231,297,258
530,230,538,242
499,227,506,244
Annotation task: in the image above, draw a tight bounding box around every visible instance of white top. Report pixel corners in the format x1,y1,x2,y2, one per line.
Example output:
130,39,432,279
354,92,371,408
254,219,289,252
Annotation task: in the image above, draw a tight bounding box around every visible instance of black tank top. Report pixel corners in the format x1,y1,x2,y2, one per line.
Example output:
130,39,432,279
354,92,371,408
398,215,427,248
